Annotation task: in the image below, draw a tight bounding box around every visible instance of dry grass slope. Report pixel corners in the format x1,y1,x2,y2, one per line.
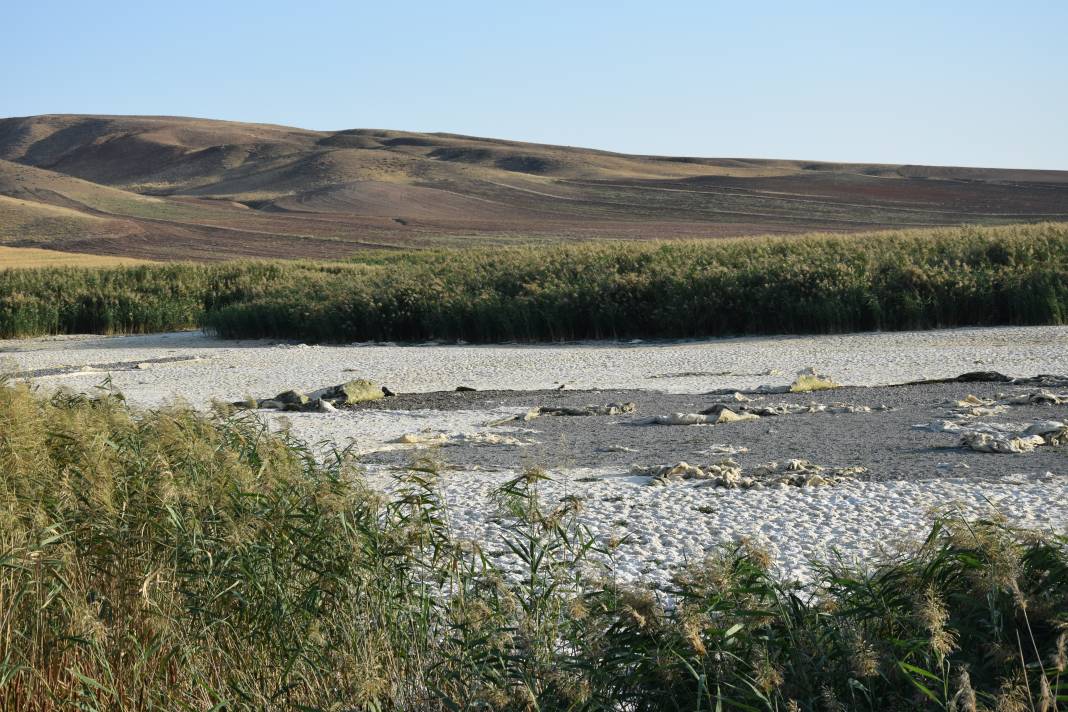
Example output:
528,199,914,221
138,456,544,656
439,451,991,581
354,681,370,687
1,114,1067,261
0,245,150,268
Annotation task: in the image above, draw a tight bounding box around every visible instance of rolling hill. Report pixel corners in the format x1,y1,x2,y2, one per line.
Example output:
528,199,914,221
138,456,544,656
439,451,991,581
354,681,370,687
2,114,1067,261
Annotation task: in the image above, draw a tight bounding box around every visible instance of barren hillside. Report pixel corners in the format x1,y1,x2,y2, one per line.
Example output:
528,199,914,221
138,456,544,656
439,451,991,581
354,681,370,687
2,114,1066,260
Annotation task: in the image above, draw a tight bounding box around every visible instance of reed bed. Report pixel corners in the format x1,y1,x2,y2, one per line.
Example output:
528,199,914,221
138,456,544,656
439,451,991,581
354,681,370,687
0,223,1066,341
208,223,1068,343
1,383,1065,710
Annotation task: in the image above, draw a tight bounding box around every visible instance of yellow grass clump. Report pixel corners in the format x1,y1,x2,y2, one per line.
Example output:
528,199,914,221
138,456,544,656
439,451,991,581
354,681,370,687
0,245,151,269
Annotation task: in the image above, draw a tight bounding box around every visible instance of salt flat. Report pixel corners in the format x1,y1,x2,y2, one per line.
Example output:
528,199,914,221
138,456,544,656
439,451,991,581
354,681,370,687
4,324,1067,404
362,467,1067,586
4,325,1066,586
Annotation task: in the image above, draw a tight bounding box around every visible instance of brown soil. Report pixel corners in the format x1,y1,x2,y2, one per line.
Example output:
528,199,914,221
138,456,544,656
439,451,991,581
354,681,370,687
1,114,1066,261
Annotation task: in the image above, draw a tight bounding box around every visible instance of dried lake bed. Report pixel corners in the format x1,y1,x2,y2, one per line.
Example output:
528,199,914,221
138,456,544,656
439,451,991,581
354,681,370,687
4,325,1067,585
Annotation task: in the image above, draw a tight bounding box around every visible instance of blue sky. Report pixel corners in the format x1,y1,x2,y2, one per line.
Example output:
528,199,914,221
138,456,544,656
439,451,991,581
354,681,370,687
4,1,1066,168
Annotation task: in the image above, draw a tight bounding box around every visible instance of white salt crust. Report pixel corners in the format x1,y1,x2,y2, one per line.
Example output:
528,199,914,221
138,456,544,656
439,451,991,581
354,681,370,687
4,326,1066,584
361,466,1068,587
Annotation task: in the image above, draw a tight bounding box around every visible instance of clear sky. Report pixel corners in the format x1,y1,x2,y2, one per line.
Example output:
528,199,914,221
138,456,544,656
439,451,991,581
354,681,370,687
4,1,1066,169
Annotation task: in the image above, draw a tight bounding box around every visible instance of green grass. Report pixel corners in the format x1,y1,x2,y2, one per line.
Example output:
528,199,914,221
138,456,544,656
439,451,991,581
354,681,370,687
0,262,287,337
1,383,1066,710
1,222,1066,341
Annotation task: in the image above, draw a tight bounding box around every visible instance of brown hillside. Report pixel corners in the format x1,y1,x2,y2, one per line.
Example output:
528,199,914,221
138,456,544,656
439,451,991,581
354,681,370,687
1,114,1066,261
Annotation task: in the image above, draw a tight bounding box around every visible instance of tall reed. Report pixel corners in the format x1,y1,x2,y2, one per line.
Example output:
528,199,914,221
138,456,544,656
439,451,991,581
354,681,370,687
1,223,1066,342
206,223,1068,342
1,383,1065,709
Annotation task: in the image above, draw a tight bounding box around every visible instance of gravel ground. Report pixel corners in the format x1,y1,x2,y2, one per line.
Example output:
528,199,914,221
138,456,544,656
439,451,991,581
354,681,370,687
353,382,1067,482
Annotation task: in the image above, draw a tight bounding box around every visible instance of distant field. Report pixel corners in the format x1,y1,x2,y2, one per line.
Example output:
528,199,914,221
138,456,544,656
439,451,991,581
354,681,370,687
0,245,150,268
0,223,1064,341
2,114,1068,260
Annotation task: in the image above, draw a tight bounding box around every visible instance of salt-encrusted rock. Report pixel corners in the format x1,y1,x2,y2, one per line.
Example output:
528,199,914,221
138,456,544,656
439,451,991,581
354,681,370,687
910,371,1014,385
1044,426,1068,446
666,462,707,480
1024,420,1067,436
639,412,713,426
921,417,1066,452
755,385,791,394
640,407,760,425
824,404,856,413
392,431,530,447
963,406,1010,417
460,433,530,446
394,432,450,445
275,390,310,406
1016,375,1068,388
934,386,1068,422
540,402,636,417
637,459,743,486
955,394,994,408
333,379,384,404
709,391,753,402
637,461,706,483
232,378,392,412
704,400,883,418
708,444,749,455
945,390,1067,417
944,393,1014,418
1026,421,1068,446
914,420,966,433
304,379,386,405
492,402,636,424
638,457,859,488
1007,390,1067,405
959,432,1046,454
713,408,760,423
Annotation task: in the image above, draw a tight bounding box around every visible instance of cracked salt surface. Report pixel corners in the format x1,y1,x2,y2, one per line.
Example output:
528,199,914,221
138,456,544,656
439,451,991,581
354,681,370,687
4,324,1067,402
4,325,1067,585
363,466,1068,586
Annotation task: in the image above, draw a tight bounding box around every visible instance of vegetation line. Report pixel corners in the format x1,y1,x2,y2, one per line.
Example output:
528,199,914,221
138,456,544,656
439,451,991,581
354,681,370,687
1,222,1065,342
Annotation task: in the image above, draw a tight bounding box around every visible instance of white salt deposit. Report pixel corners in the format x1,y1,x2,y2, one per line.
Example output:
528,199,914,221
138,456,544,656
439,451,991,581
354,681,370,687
4,325,1067,403
4,325,1067,584
361,466,1068,586
260,407,531,455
